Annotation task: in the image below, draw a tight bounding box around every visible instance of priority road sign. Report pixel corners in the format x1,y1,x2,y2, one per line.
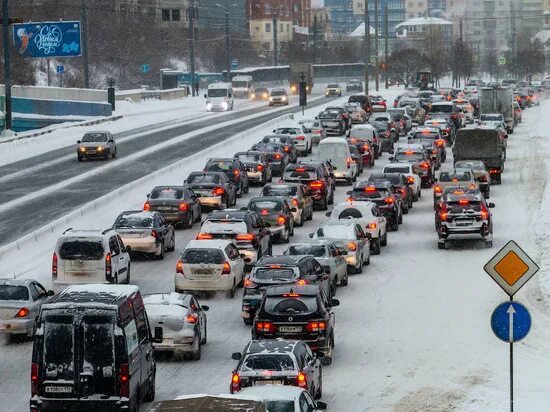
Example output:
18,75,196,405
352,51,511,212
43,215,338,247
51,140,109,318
491,301,531,343
484,240,539,297
370,56,376,64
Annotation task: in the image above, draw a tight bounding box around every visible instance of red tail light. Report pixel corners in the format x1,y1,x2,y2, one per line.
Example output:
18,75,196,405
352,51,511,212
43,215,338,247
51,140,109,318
196,232,213,240
277,216,286,225
313,129,322,134
260,209,269,216
119,363,129,398
257,164,264,172
296,372,307,388
459,199,469,205
368,222,377,229
296,279,308,286
233,169,240,177
489,169,500,174
178,203,189,211
384,197,394,204
434,185,442,194
236,233,256,242
212,187,225,196
436,140,445,147
479,176,488,182
347,241,357,251
305,321,326,332
309,180,324,190
244,278,255,287
176,260,184,274
31,363,39,396
143,202,151,211
363,144,370,151
15,307,29,318
440,211,448,221
407,176,415,184
105,253,112,277
151,229,159,239
52,252,58,278
231,373,241,393
222,262,231,275
295,135,305,140
420,162,429,169
284,146,290,152
256,321,276,333
347,157,351,168
275,154,282,160
186,314,198,324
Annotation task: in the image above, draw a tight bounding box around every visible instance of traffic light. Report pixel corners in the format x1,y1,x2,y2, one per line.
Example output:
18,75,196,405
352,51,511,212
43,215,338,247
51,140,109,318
380,62,387,70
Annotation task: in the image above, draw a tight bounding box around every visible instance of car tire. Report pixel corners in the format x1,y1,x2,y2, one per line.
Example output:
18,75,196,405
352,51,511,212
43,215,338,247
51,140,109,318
403,206,409,215
226,281,236,299
307,208,313,221
236,184,243,198
77,155,83,162
418,189,422,198
328,191,334,205
282,228,290,244
297,212,304,227
320,196,328,211
184,214,193,229
315,374,323,400
190,343,201,360
125,264,131,284
167,234,176,252
339,272,349,286
372,238,381,255
485,240,493,248
112,149,117,159
243,317,253,326
364,254,370,265
392,219,399,231
398,212,403,224
143,374,156,402
354,258,363,274
381,232,388,246
438,242,446,250
156,242,165,260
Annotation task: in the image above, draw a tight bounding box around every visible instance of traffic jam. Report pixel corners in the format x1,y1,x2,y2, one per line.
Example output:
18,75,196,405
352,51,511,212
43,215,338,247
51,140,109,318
1,75,545,412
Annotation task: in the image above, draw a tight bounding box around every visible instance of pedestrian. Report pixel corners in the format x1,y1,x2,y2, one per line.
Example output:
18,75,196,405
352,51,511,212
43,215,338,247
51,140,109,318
194,81,199,96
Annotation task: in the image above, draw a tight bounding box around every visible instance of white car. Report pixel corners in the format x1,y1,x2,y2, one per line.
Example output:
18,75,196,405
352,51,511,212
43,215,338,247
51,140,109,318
236,386,327,411
52,228,131,293
273,121,313,155
175,239,245,298
298,118,327,144
77,131,117,161
328,201,387,254
382,163,422,201
284,240,349,289
310,221,371,274
144,292,208,360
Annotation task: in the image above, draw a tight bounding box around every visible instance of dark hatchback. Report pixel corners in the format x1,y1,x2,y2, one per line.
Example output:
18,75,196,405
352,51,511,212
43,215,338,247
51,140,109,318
143,186,202,228
252,285,339,365
184,171,237,210
260,135,298,163
251,142,291,176
203,158,249,197
282,164,333,210
366,173,413,213
350,181,401,231
234,151,273,186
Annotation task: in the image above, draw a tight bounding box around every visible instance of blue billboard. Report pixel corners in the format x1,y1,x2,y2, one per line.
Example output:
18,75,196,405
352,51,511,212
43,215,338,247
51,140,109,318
12,21,81,58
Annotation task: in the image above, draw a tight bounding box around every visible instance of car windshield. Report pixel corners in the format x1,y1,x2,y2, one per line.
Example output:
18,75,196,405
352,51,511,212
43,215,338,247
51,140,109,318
263,185,298,196
328,84,339,88
265,296,318,315
82,133,108,142
264,400,295,412
395,152,423,162
315,225,354,239
206,161,233,172
241,354,295,372
430,105,453,113
182,248,225,264
0,285,29,300
236,154,261,163
440,172,471,182
271,90,286,96
232,81,248,87
187,174,223,184
249,200,282,212
59,240,104,260
208,89,228,97
287,245,327,257
384,166,410,173
114,214,154,228
254,267,297,280
150,187,184,199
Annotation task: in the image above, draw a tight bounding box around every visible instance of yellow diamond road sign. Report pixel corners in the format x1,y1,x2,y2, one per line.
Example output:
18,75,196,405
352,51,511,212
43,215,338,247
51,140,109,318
484,240,539,297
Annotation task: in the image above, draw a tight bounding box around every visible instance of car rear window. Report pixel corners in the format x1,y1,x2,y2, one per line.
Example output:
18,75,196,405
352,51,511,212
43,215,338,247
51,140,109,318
394,152,423,162
182,248,225,264
315,225,354,239
201,220,247,234
150,187,184,200
187,174,222,184
236,154,260,163
43,314,75,380
412,132,438,140
284,170,317,180
287,245,326,258
114,214,154,229
82,314,115,392
59,240,104,260
264,400,295,412
206,161,234,172
439,172,471,182
241,354,295,372
384,166,409,173
265,296,317,315
0,285,29,300
338,208,363,219
447,201,482,213
253,267,297,281
249,200,282,213
263,185,298,197
352,189,384,199
430,104,453,113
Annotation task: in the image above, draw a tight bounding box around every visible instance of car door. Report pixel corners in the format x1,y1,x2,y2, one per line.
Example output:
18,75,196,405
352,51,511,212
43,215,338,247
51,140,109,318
372,206,386,235
251,214,270,254
355,225,369,257
227,244,245,284
156,214,171,244
301,186,313,215
109,236,125,280
330,244,347,282
303,344,321,390
310,259,329,295
29,282,47,317
134,302,155,400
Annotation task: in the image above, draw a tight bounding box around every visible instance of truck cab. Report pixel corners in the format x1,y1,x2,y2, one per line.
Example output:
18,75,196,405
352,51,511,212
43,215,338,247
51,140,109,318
205,82,234,111
231,75,254,98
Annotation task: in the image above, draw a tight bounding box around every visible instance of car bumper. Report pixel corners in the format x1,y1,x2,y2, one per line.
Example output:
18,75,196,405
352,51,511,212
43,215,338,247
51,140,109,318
246,171,263,181
270,99,287,105
333,170,353,180
30,396,128,411
294,143,308,153
175,273,234,291
77,150,107,158
439,222,491,239
267,225,287,236
122,237,159,253
157,211,191,223
154,333,198,353
197,196,224,208
0,318,34,335
345,254,359,267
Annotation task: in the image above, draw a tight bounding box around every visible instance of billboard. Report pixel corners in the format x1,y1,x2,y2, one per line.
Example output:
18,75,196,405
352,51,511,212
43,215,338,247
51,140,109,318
12,21,81,58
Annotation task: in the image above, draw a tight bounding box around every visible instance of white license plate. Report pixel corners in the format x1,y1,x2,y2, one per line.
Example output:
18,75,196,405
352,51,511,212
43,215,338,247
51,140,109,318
161,338,174,346
278,326,302,333
192,268,214,275
455,220,473,226
254,380,282,386
45,386,72,393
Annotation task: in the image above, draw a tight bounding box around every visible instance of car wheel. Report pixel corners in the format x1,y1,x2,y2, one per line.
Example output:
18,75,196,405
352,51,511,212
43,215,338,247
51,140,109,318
328,191,334,205
339,271,349,286
289,223,294,237
485,240,493,248
315,374,323,399
398,212,403,224
320,196,328,211
243,317,253,326
282,228,290,243
372,238,381,255
167,234,176,252
307,208,314,220
184,214,193,229
226,281,236,298
77,155,83,162
381,232,388,247
392,219,399,231
143,374,156,402
112,149,117,159
125,263,131,284
156,242,165,260
236,184,243,198
297,212,304,227
190,342,201,360
438,241,446,250
354,258,363,274
418,189,422,198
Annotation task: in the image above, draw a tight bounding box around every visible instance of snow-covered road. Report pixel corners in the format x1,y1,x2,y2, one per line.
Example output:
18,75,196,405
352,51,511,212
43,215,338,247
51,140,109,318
1,89,550,412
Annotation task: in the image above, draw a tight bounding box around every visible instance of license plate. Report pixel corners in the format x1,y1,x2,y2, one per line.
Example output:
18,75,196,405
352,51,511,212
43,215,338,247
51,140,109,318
72,272,88,276
162,338,174,346
0,324,7,330
254,380,282,386
157,207,173,211
278,326,302,333
45,386,72,393
455,220,473,226
192,268,214,275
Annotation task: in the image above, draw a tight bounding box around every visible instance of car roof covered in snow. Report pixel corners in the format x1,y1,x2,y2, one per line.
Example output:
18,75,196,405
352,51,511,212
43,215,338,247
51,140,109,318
46,284,140,308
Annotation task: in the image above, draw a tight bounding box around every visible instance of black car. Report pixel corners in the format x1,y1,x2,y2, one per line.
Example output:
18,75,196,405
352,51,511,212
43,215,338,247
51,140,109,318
144,185,202,228
234,151,273,186
316,109,347,135
391,149,435,188
198,209,272,268
348,94,372,114
252,285,339,365
282,163,333,210
247,196,295,243
366,173,413,213
251,87,270,101
230,339,323,399
350,181,401,231
203,158,250,198
251,142,291,176
372,121,394,152
261,134,298,163
346,79,363,92
261,182,314,227
325,106,352,129
184,171,237,210
242,255,332,324
348,144,364,173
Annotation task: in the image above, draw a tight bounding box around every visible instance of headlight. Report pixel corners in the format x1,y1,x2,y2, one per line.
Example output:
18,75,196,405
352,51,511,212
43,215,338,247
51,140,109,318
263,93,268,99
221,102,228,109
269,97,273,101
251,93,256,99
291,85,297,92
206,103,212,110
282,96,287,101
97,146,104,152
79,147,86,152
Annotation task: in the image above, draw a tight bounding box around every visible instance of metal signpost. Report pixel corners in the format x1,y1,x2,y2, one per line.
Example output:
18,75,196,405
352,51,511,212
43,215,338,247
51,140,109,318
484,240,539,412
299,72,307,115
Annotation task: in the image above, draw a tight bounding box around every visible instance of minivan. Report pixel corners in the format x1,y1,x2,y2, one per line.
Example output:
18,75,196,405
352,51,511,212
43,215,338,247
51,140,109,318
317,137,356,185
30,284,162,412
205,82,234,111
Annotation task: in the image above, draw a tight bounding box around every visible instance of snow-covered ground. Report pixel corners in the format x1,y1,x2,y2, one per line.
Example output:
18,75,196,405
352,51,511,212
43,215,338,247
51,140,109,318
1,87,550,411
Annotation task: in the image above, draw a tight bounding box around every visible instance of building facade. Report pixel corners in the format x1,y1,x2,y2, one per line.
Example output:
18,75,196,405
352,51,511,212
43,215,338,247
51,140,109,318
405,0,427,20
516,0,545,36
196,0,247,31
427,0,446,17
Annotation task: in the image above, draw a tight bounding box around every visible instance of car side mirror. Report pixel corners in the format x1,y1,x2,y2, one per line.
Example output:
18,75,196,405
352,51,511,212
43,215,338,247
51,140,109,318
330,298,340,307
315,401,328,410
203,93,207,98
433,178,438,183
332,166,337,170
108,139,114,143
153,326,163,343
365,233,372,240
47,290,55,296
146,193,150,198
201,305,209,311
231,352,242,361
389,156,394,161
325,212,331,217
240,207,248,211
291,207,297,213
272,129,276,133
488,202,495,208
124,245,131,253
340,250,348,256
308,233,314,238
346,190,352,195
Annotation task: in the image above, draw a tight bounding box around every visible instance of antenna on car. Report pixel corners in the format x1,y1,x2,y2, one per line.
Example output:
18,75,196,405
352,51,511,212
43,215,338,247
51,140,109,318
62,228,73,234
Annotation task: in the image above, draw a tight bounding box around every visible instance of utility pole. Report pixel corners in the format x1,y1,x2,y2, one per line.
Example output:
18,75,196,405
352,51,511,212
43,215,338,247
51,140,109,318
374,0,379,91
188,0,196,96
2,0,12,131
364,0,370,95
80,0,89,88
224,8,231,73
272,16,278,66
384,4,388,89
510,3,517,79
313,14,318,64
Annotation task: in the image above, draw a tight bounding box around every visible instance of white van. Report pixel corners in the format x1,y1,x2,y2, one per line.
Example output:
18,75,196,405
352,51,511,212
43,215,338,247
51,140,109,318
52,229,131,293
231,75,254,98
317,137,356,184
205,82,234,111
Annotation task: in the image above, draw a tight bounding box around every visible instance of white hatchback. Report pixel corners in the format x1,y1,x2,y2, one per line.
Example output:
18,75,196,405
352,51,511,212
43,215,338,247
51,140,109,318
273,121,313,155
175,239,245,298
382,163,422,201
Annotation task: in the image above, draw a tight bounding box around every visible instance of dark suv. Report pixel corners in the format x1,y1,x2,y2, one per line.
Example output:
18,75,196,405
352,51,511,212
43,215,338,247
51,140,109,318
282,163,334,210
203,158,250,197
348,94,372,115
198,209,272,267
366,173,413,213
349,181,402,231
242,255,332,324
252,285,339,364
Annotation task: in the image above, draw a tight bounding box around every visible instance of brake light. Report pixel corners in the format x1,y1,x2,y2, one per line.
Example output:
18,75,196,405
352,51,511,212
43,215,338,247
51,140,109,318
434,185,442,194
479,176,488,182
489,169,500,174
309,181,325,190
277,216,286,225
296,372,307,388
256,321,276,333
119,363,129,398
305,321,326,332
275,154,282,160
244,278,255,287
348,241,357,251
15,307,29,318
236,233,256,242
31,362,39,396
296,135,305,140
143,202,150,211
364,186,377,192
405,150,414,155
196,232,213,240
296,279,308,286
222,262,231,275
292,198,299,207
459,199,469,205
186,313,198,324
105,253,112,277
436,139,445,147
233,169,240,177
368,222,377,229
178,203,189,211
407,176,415,184
284,293,300,297
347,157,351,168
440,211,448,221
176,260,184,274
420,162,429,169
260,209,270,216
257,164,264,172
385,197,394,204
151,229,159,238
432,149,438,154
212,187,225,196
52,252,58,278
231,373,241,393
283,146,290,152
